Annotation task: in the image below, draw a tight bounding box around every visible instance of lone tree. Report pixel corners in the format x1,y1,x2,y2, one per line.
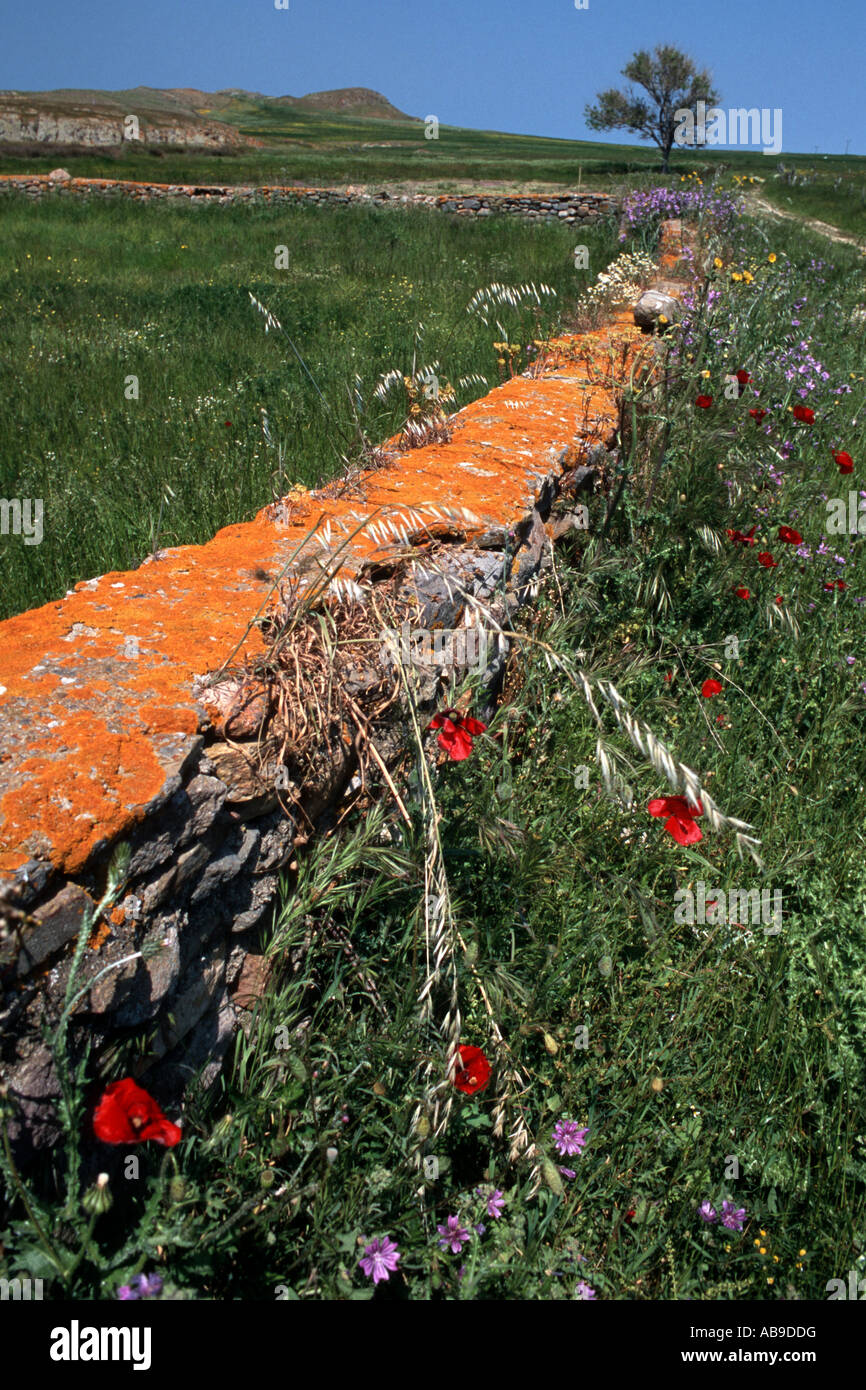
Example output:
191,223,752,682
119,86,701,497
584,44,720,173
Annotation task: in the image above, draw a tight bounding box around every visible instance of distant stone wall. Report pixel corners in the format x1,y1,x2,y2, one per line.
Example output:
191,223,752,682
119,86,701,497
0,173,617,222
436,192,614,224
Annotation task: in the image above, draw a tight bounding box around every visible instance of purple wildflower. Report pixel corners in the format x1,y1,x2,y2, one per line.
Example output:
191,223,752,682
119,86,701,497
487,1189,505,1219
116,1284,139,1301
133,1273,163,1298
553,1119,589,1157
559,1167,576,1180
437,1214,471,1253
358,1235,402,1285
720,1200,747,1231
698,1201,718,1223
575,1280,597,1300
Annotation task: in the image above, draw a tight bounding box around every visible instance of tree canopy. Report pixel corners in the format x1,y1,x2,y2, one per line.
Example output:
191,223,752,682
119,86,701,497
585,44,721,171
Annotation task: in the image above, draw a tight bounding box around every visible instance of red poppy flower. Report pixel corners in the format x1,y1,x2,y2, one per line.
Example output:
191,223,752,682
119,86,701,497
757,551,778,568
428,709,486,761
833,451,854,474
664,671,674,683
453,1045,491,1095
224,420,233,428
778,526,802,544
648,795,704,845
625,1208,636,1221
726,525,757,546
734,586,750,600
701,678,723,698
775,595,784,604
749,409,767,423
735,369,751,385
823,579,847,591
792,405,814,423
93,1078,182,1147
696,394,713,409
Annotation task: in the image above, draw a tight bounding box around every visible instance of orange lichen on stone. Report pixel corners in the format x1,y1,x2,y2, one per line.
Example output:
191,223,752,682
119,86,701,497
0,849,33,876
0,263,686,885
90,919,114,950
0,713,175,874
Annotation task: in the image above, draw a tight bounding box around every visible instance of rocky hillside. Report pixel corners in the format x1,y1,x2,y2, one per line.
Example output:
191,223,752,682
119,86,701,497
0,89,250,147
0,85,415,148
275,87,416,120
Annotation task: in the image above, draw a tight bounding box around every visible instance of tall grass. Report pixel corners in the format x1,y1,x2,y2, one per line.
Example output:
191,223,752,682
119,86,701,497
759,170,866,239
0,195,618,619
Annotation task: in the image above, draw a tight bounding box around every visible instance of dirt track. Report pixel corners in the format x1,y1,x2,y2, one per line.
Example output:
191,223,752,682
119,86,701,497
746,192,864,251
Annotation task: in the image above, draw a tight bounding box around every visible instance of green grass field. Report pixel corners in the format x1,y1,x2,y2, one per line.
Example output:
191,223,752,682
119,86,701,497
0,194,618,619
759,168,866,238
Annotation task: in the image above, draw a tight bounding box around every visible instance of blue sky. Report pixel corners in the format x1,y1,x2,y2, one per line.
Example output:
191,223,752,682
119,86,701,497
2,0,864,156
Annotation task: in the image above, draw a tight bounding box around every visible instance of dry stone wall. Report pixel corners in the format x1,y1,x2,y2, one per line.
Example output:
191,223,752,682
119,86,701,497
0,172,616,222
0,219,689,1160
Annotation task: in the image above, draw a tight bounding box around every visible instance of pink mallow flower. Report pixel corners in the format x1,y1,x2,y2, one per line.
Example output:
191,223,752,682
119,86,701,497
553,1119,589,1157
720,1200,747,1231
487,1189,505,1219
437,1214,471,1253
358,1235,401,1285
